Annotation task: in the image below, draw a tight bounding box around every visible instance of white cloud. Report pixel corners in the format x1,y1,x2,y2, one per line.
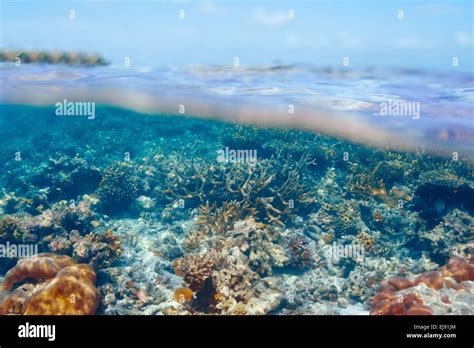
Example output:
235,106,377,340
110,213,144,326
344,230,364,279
250,8,290,27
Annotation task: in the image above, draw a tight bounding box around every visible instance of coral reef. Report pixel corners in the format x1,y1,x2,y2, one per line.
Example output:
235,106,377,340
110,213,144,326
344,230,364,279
170,248,282,315
47,229,121,269
1,104,473,316
0,254,100,315
413,169,474,222
286,236,315,270
97,162,141,209
0,195,120,272
172,251,230,313
0,49,109,66
371,256,474,315
155,154,316,224
311,199,364,238
37,155,102,200
186,217,289,276
417,209,474,262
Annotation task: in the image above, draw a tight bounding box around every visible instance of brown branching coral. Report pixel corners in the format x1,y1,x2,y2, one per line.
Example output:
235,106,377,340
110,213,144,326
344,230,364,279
171,249,281,315
76,229,122,269
286,236,314,270
156,154,315,225
196,201,256,237
172,250,229,313
173,250,228,293
313,200,361,237
0,253,100,315
357,231,376,253
348,159,407,200
0,216,25,243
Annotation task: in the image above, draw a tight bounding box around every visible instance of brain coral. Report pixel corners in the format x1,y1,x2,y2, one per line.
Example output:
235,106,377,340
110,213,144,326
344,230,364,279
0,253,100,315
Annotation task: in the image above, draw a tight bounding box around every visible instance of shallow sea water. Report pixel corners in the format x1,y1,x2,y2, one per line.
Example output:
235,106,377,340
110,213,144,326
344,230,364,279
0,64,473,315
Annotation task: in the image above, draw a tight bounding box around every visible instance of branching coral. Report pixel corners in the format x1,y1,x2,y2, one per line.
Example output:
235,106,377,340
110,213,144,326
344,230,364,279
286,236,314,270
0,216,27,243
47,229,121,269
185,217,289,275
312,199,362,237
372,161,405,188
195,201,256,238
171,248,281,315
0,253,100,315
348,159,409,201
172,250,229,313
155,154,315,225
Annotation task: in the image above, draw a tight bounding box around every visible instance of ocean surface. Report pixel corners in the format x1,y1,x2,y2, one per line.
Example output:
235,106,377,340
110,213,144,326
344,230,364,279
0,63,473,315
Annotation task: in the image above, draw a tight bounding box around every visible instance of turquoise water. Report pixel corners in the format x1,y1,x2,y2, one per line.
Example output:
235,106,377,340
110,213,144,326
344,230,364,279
0,64,473,315
2,64,473,157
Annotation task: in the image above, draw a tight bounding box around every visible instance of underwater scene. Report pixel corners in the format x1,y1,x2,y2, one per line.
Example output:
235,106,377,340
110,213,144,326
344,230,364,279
0,0,473,319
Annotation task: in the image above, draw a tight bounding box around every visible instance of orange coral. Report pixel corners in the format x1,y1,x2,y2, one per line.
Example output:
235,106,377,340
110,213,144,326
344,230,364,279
173,258,185,277
415,271,444,291
174,288,194,304
440,256,474,282
370,256,474,315
172,251,227,313
1,253,75,292
0,253,100,315
371,288,432,315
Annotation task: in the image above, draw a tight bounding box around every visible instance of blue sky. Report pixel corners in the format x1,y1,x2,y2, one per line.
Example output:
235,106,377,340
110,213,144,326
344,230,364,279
1,0,473,71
